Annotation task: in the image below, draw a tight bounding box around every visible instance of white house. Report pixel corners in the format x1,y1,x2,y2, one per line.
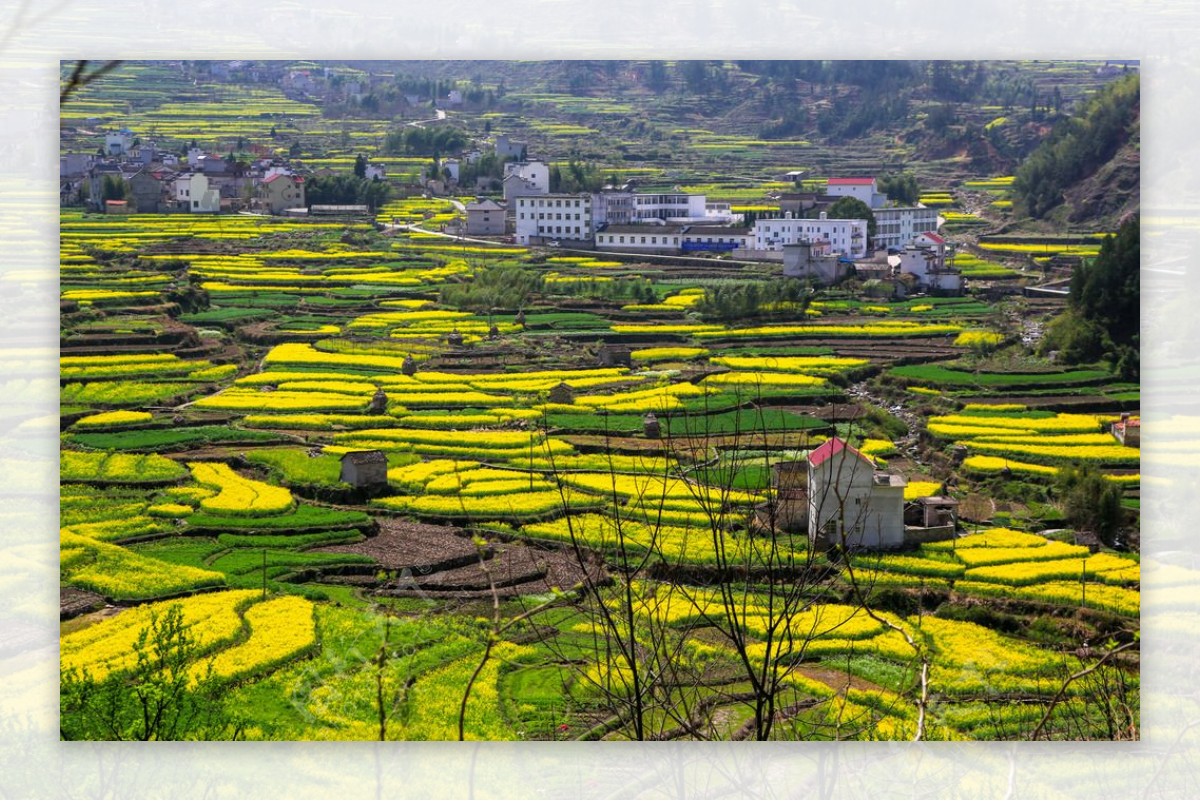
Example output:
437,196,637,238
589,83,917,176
174,172,220,213
104,129,134,157
595,224,685,253
440,158,460,182
807,437,906,550
503,160,549,192
513,193,593,244
704,201,739,224
752,212,868,259
892,231,963,294
826,177,887,208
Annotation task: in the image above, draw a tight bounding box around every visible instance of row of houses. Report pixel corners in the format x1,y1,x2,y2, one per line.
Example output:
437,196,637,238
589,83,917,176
475,176,939,256
63,144,316,215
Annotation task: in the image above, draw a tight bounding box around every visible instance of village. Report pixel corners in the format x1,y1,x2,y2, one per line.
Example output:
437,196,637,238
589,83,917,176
57,59,1140,744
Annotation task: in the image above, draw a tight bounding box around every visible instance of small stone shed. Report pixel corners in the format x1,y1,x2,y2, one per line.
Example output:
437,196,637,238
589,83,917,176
340,450,388,487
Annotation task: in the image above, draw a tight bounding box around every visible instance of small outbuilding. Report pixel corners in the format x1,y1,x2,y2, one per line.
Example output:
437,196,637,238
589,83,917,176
367,388,389,414
548,382,576,405
597,345,632,368
1112,413,1140,447
340,450,388,487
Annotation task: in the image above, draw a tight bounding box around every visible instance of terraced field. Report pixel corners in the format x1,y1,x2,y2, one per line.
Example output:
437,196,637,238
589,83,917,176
58,59,1139,743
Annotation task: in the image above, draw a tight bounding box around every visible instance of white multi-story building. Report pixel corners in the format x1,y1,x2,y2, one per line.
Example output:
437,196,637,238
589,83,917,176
632,192,707,222
751,212,868,259
514,194,593,244
592,190,635,227
872,205,941,251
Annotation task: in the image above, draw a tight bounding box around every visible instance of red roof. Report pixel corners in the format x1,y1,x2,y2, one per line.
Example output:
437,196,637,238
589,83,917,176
828,177,876,186
263,173,302,184
807,436,870,468
921,231,946,244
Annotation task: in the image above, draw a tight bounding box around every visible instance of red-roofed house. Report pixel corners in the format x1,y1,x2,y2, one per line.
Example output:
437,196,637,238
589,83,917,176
826,177,885,208
259,173,306,214
807,436,906,549
1112,414,1140,447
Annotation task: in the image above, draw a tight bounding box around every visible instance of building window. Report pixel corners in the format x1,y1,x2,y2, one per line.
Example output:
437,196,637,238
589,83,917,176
619,236,625,244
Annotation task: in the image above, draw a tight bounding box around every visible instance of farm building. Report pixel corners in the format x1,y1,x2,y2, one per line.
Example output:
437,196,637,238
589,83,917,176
807,437,906,549
259,173,306,214
339,450,388,488
548,382,576,405
465,198,506,235
1112,414,1140,446
597,345,632,368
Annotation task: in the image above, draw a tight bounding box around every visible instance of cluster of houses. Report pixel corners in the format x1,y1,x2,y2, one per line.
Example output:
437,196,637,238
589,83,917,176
464,172,960,294
61,135,315,216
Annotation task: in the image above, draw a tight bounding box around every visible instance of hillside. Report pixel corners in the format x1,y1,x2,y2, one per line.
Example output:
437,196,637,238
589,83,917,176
1011,72,1140,229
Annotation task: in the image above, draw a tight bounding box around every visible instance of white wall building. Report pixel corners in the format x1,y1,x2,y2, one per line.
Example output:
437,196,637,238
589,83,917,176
592,191,635,227
503,160,549,192
174,172,220,213
514,193,593,244
751,212,868,259
704,201,738,224
892,231,963,293
104,129,134,157
633,192,707,222
873,205,942,251
595,224,684,253
807,437,906,550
